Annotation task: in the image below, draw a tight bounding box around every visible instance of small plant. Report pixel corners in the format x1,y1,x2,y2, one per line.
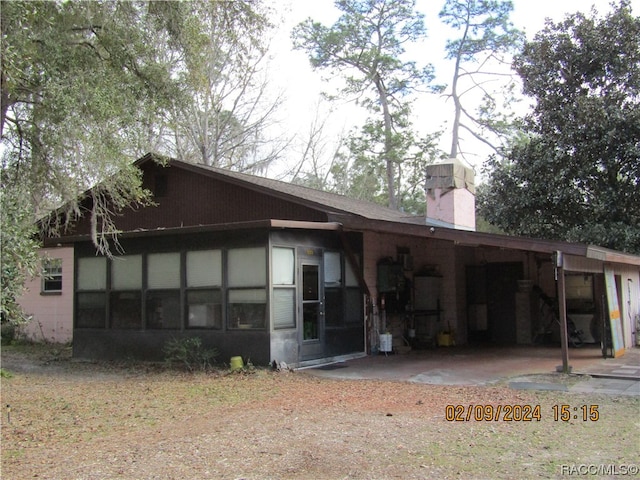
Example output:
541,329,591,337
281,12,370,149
0,369,13,378
163,337,218,372
1,322,16,346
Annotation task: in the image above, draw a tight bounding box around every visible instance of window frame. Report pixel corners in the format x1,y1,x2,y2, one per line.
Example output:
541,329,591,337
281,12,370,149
41,258,63,294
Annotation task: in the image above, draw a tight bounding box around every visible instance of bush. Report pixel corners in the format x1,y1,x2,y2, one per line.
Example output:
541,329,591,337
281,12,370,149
1,322,16,345
163,337,218,372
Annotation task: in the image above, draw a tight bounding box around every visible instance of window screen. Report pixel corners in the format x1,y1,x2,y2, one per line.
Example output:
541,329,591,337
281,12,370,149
273,288,295,329
77,257,107,291
148,252,180,289
187,250,222,287
111,255,142,290
324,251,341,286
345,255,360,287
273,247,294,285
228,247,266,287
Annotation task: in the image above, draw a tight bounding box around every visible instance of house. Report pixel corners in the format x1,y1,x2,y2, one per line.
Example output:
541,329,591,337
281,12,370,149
29,153,640,366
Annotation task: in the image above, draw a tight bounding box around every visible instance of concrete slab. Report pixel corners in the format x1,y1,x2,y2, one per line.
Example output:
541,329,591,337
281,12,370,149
304,345,640,396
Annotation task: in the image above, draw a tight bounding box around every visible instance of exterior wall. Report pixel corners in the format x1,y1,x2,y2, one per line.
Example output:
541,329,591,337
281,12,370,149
426,188,476,231
362,231,458,346
17,247,74,343
67,162,327,236
73,229,365,366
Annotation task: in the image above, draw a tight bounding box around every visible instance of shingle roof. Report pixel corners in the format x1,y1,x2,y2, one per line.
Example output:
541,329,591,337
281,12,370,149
161,156,427,225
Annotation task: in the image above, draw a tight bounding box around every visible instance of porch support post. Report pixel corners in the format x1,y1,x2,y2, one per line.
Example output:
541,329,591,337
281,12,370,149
556,251,570,373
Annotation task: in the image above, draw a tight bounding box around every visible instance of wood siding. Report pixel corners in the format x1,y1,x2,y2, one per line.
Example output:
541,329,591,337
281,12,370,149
67,162,327,237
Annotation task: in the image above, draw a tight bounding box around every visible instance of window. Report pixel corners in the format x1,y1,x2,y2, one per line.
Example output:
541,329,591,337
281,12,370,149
146,253,181,329
111,255,142,329
323,252,363,327
345,255,363,325
77,257,107,290
77,292,106,328
272,247,295,329
42,258,63,293
186,250,222,329
228,247,267,329
76,257,107,328
324,252,342,327
187,290,222,328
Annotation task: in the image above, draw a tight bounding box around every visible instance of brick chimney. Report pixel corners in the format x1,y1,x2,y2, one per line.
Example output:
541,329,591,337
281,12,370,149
425,158,476,231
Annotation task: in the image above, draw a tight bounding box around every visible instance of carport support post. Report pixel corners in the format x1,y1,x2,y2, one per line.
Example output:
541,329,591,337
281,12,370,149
556,252,570,373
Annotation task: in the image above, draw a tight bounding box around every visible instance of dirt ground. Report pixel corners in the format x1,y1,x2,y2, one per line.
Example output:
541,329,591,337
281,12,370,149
1,344,639,480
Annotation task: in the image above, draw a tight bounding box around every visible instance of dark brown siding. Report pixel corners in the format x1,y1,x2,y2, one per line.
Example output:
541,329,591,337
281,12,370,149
68,163,327,236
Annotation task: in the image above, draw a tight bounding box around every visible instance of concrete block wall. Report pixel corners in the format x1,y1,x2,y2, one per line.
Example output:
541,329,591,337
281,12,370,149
17,247,74,343
362,231,459,341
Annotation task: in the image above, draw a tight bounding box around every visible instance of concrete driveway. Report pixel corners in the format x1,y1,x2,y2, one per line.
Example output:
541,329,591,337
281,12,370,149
304,345,640,395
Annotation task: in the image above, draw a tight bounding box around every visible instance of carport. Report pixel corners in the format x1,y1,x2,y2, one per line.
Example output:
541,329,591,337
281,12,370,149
304,345,637,387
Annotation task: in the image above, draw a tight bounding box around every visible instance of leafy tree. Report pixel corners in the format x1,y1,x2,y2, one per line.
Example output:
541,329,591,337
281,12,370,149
292,0,439,210
0,1,189,323
166,1,282,172
0,183,41,326
1,1,181,237
478,2,640,253
439,0,524,160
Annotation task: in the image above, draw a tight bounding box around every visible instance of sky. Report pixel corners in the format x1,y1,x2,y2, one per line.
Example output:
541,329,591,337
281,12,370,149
265,0,639,181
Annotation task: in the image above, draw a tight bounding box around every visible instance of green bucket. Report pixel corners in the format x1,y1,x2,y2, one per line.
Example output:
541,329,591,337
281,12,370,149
230,356,244,371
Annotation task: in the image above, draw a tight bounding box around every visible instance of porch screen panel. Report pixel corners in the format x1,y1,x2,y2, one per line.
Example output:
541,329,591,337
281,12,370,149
273,247,295,329
111,255,142,290
273,289,295,329
345,254,362,324
324,251,341,286
272,247,294,285
228,289,267,329
77,257,107,328
324,251,342,327
147,253,180,289
146,253,181,329
77,257,106,290
227,247,267,329
187,250,222,287
345,255,360,287
77,292,106,328
228,247,266,287
187,290,222,328
110,255,142,329
186,250,223,329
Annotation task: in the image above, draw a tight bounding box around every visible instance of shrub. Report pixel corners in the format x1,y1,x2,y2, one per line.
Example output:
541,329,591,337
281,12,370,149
1,322,16,345
163,337,218,372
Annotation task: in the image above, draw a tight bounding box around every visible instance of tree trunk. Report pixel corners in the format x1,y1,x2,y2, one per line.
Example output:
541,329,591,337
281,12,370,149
375,75,397,210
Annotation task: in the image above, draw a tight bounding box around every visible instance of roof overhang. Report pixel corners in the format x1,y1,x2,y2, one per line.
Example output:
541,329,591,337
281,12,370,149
44,219,344,246
330,214,640,267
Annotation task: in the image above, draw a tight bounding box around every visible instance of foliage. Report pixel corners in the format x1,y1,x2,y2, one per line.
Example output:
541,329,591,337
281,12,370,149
479,2,640,253
338,114,441,214
163,336,219,372
0,181,40,326
439,0,524,160
292,0,439,210
163,1,281,171
0,1,184,252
